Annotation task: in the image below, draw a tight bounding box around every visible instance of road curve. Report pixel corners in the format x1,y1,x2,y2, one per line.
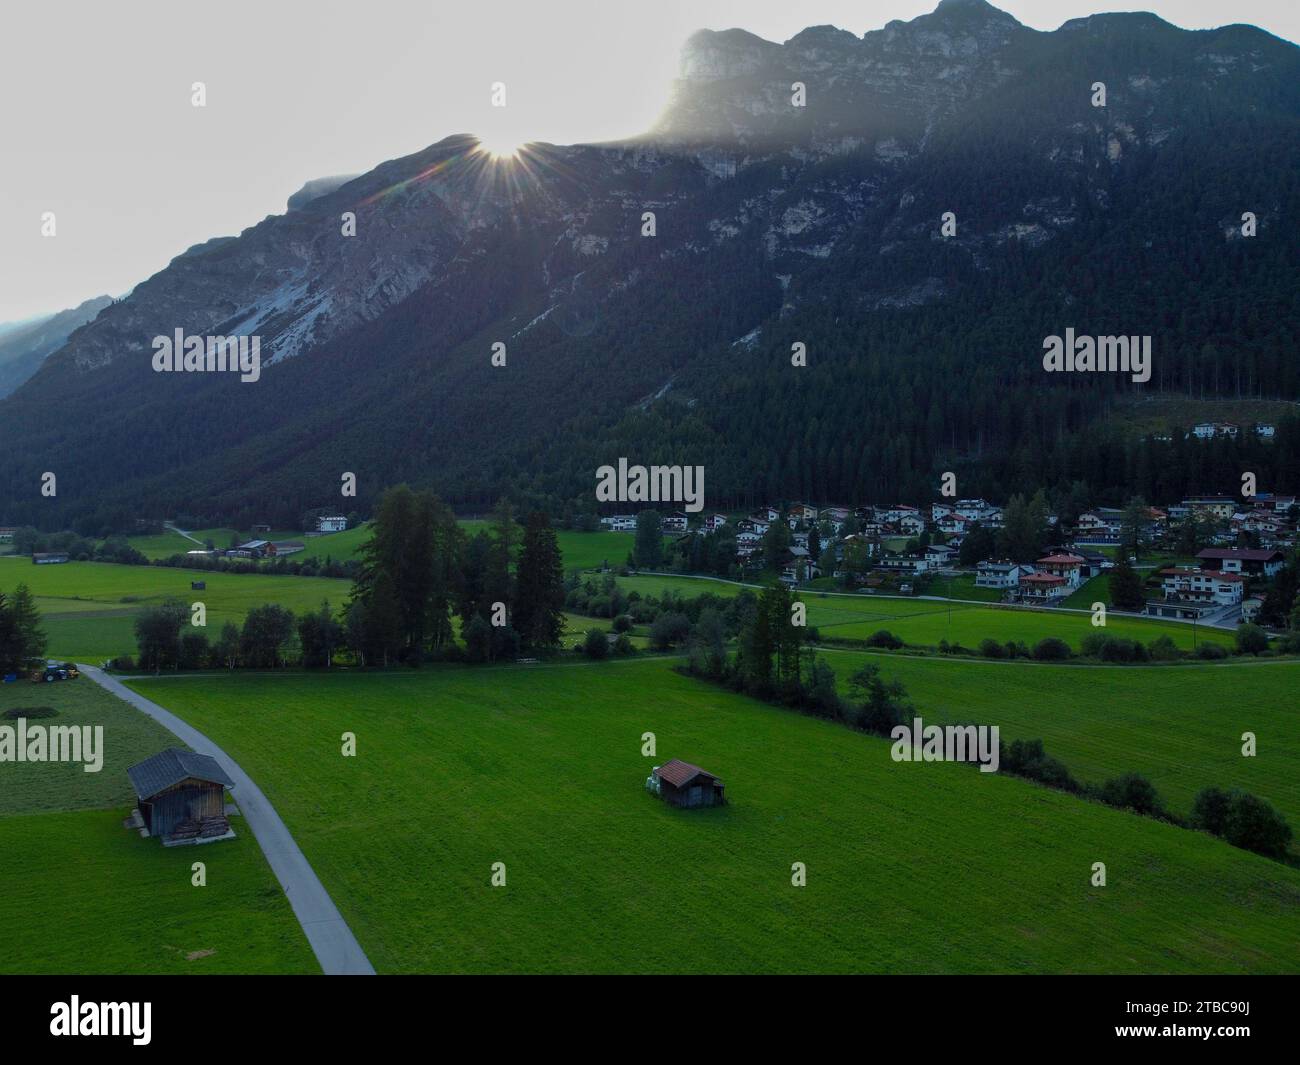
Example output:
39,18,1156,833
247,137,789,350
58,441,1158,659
79,664,376,976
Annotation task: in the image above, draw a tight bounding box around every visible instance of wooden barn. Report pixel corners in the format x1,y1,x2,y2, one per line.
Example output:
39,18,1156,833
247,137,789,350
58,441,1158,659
647,759,726,808
127,748,235,845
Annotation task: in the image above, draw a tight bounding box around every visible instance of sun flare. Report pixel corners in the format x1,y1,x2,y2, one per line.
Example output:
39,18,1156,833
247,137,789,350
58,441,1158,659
475,133,529,161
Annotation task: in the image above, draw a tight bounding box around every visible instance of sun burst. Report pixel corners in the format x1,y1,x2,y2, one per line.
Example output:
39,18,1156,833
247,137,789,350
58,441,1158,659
475,133,529,161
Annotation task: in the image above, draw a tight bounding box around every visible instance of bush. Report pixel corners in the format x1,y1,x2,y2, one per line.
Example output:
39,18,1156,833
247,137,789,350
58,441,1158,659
612,633,635,656
864,629,904,650
979,638,1006,659
1194,786,1292,857
582,628,609,659
612,614,633,633
1005,640,1028,659
1099,773,1165,817
1195,642,1228,660
1000,738,1079,792
1222,791,1292,858
108,655,135,671
1190,787,1232,836
648,612,691,650
1147,635,1182,661
1081,633,1149,663
1032,637,1071,661
1235,623,1269,656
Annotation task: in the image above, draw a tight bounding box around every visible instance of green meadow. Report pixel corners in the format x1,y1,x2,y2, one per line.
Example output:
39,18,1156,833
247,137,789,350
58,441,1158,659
459,519,641,573
0,812,317,975
0,674,177,814
126,660,1300,974
125,524,373,563
821,649,1300,835
138,520,636,572
0,557,349,660
611,573,1235,652
0,674,317,974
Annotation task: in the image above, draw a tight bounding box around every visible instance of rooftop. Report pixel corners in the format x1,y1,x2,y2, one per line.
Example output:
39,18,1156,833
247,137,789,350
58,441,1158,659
127,748,235,800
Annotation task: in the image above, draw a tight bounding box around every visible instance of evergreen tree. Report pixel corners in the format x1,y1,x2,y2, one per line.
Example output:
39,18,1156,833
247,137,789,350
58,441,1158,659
8,585,46,667
514,512,565,651
738,587,776,688
1109,562,1146,612
0,593,18,674
633,511,664,569
1119,496,1149,561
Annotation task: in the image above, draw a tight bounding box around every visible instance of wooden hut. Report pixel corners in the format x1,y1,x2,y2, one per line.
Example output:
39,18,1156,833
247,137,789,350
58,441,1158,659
648,759,726,808
127,748,235,844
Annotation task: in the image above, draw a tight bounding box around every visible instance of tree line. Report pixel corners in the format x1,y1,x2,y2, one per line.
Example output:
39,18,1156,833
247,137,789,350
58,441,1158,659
124,486,568,671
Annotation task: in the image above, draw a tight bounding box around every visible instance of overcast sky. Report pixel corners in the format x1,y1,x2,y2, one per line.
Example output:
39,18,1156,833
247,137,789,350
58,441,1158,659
1,0,1295,322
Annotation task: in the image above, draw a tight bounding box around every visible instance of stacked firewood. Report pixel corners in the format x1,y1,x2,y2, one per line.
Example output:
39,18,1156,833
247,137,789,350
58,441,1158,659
199,815,230,838
169,819,201,841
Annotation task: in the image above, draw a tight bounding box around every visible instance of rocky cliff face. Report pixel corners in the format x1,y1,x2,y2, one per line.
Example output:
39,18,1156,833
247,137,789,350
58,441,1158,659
652,0,1028,149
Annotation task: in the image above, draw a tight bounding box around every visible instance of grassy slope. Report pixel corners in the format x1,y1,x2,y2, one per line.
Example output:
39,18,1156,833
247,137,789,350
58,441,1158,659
127,660,1300,974
613,573,1235,651
820,649,1299,833
0,673,317,974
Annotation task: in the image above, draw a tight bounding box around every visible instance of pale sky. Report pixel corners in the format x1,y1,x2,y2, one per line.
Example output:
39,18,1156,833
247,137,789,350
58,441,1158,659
1,0,1295,322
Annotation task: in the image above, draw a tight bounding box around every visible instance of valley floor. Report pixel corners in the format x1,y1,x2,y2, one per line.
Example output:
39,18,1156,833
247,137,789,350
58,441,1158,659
120,657,1299,974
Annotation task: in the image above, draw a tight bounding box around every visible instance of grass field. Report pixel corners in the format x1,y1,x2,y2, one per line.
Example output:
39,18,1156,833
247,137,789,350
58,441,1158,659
125,524,373,564
460,519,645,574
126,660,1300,974
0,675,178,814
0,673,317,974
819,649,1300,835
0,811,318,974
612,573,1236,652
0,557,349,660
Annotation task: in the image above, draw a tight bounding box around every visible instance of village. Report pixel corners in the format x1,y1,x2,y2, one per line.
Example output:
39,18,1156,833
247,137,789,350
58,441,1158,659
600,483,1297,628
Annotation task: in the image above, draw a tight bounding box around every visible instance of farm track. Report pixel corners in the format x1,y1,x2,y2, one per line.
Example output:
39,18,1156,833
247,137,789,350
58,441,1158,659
78,665,376,975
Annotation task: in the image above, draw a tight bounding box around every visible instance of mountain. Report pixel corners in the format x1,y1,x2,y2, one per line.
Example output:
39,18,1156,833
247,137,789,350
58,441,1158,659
0,296,114,399
286,174,362,212
2,1,1298,533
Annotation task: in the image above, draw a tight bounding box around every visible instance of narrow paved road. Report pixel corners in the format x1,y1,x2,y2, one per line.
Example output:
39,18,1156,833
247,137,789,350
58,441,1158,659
79,664,376,976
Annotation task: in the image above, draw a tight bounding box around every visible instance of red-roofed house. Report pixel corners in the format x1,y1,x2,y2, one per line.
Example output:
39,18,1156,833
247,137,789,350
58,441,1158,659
1019,572,1069,601
1035,552,1086,588
1196,548,1285,578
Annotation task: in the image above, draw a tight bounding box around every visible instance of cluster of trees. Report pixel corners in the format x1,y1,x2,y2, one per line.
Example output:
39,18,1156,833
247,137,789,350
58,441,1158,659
347,490,566,667
154,552,355,580
124,488,571,671
130,599,335,673
0,585,47,674
3,527,147,566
